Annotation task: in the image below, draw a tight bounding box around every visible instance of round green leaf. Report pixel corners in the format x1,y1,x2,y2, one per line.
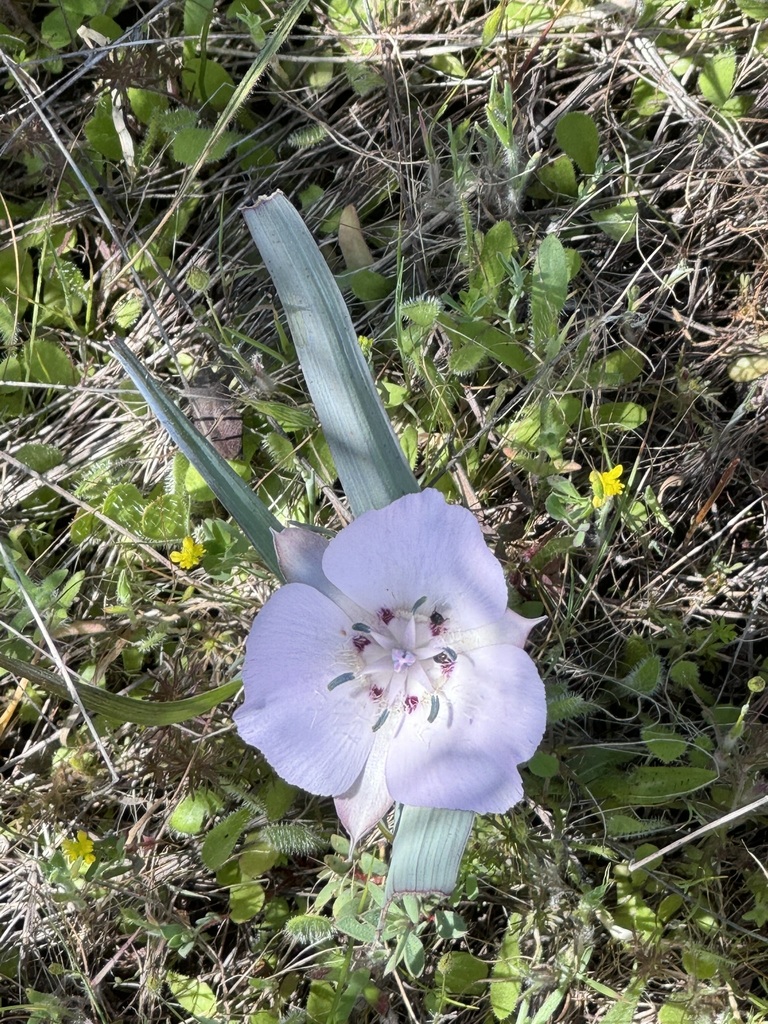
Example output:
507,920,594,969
532,154,578,197
201,809,250,871
698,50,736,109
169,790,224,835
587,347,644,388
141,494,189,541
171,127,239,166
0,354,23,393
127,87,169,125
641,725,688,764
590,401,648,431
436,951,488,995
555,112,599,174
14,442,63,474
181,58,236,111
401,297,442,328
70,510,103,545
25,338,78,386
348,268,395,302
102,484,146,532
591,200,638,242
528,750,560,778
682,948,719,980
240,841,280,877
84,107,123,162
167,973,218,1018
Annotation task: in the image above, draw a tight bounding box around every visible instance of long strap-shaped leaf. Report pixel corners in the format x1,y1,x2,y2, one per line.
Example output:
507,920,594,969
241,192,419,518
241,193,473,901
384,806,475,904
0,652,240,726
110,337,282,578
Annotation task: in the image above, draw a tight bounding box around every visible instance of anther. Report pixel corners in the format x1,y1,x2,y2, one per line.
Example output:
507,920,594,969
372,708,390,732
328,672,355,690
428,694,440,723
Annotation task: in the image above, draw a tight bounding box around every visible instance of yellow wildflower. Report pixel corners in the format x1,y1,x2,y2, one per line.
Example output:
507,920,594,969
170,536,205,570
62,830,96,867
590,465,625,508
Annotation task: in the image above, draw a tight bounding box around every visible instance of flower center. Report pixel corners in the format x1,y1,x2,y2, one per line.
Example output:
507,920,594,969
391,649,416,671
328,597,457,730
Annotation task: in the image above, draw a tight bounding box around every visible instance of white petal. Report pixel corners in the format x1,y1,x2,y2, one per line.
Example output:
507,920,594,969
334,724,395,848
322,489,508,630
385,644,546,813
460,609,547,652
234,583,377,795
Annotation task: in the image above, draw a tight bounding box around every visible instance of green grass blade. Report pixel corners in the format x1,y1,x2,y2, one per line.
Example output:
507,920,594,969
241,192,419,518
189,0,311,169
384,806,475,904
0,652,241,725
110,337,282,577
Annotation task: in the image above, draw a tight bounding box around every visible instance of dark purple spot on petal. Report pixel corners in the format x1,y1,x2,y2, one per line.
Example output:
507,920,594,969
404,695,419,714
352,634,371,652
379,608,394,625
370,685,384,700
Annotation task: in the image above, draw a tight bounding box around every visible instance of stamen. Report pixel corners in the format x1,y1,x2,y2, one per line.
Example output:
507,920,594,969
411,595,427,613
428,694,440,723
328,672,355,690
372,708,390,732
351,622,371,633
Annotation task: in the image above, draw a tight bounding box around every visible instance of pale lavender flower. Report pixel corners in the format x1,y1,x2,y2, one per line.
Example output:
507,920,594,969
235,489,546,845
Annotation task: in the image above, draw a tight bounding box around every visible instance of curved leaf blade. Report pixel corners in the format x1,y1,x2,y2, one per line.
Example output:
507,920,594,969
384,805,474,904
0,651,240,725
241,191,419,517
110,337,282,576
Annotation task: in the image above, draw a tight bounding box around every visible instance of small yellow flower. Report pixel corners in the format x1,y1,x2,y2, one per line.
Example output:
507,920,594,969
170,536,206,570
590,465,625,508
62,830,96,867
